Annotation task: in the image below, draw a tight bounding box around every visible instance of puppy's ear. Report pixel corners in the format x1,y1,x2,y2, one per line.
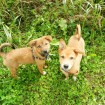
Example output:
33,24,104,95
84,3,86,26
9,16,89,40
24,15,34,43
74,49,86,56
29,40,37,47
59,39,66,52
44,36,52,42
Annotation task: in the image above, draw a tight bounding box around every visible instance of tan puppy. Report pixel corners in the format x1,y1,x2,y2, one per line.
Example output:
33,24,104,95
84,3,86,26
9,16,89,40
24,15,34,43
58,24,85,81
0,36,52,78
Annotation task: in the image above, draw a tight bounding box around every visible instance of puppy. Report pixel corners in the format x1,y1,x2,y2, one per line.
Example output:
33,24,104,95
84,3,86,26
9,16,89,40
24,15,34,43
58,24,85,80
0,36,52,78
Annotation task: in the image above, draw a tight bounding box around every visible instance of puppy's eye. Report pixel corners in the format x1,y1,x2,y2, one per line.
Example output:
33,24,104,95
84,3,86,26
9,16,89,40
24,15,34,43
61,56,64,59
45,43,48,45
37,45,41,48
70,57,73,60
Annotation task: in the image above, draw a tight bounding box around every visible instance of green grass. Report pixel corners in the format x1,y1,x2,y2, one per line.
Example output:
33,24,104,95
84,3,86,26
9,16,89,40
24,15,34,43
0,0,105,105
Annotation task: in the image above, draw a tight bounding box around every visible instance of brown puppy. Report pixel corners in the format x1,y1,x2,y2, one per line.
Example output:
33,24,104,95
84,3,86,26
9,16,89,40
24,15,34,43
58,24,85,81
0,36,52,78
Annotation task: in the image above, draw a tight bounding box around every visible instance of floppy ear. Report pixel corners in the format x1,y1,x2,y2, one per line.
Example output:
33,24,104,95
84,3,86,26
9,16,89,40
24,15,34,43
74,49,86,56
44,35,52,42
59,39,66,52
29,40,37,47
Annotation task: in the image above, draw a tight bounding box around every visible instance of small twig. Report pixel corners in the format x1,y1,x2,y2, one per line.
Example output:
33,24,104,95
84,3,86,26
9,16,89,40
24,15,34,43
98,16,103,28
20,0,33,4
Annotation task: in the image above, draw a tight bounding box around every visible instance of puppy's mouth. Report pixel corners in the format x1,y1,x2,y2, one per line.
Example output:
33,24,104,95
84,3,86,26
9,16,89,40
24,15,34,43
61,68,70,72
61,64,70,72
41,51,49,59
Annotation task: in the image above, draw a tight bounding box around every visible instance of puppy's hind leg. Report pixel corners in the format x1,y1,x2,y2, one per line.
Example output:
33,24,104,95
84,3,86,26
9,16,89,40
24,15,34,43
9,67,17,78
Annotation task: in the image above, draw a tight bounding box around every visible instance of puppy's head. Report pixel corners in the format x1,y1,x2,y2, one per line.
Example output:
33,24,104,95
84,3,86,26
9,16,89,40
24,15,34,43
29,35,52,57
58,39,85,71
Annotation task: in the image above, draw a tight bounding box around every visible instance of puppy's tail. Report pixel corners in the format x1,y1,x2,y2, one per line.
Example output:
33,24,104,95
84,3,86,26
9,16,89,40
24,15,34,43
74,24,81,40
0,43,11,58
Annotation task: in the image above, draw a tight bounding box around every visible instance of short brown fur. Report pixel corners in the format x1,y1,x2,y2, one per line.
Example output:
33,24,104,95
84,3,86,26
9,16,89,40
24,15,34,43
58,24,85,80
0,36,52,78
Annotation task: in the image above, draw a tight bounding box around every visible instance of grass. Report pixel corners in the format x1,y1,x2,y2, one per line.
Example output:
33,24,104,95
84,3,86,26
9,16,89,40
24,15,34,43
0,0,105,105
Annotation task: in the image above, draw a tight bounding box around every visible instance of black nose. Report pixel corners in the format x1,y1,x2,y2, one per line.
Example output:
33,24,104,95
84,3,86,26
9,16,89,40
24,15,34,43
64,65,68,69
43,50,47,53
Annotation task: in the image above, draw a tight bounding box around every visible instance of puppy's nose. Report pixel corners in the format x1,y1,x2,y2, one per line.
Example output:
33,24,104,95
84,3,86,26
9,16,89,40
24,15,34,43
64,65,68,69
43,50,47,53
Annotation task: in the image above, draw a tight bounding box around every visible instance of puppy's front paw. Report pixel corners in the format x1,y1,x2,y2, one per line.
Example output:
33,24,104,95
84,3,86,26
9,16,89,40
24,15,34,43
65,77,69,80
43,71,47,75
73,76,77,81
44,65,48,69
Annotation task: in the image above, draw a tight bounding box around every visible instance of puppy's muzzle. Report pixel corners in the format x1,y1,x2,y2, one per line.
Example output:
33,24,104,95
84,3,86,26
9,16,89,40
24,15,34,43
64,64,69,69
43,50,47,54
61,64,70,72
41,50,49,59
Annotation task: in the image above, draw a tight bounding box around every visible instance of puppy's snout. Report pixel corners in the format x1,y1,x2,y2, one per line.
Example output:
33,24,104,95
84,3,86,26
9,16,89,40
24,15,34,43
43,50,48,53
64,64,69,69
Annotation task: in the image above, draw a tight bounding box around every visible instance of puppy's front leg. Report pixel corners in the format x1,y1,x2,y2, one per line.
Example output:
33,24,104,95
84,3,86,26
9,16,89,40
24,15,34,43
60,69,69,80
37,63,46,75
9,67,17,78
73,70,79,81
